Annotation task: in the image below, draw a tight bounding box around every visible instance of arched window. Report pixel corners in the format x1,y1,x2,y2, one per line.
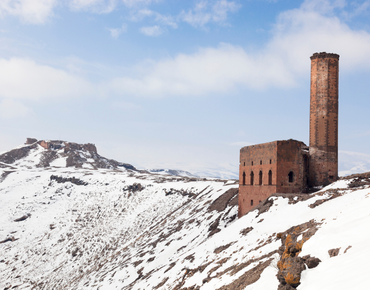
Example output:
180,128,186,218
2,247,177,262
268,170,272,185
250,171,254,185
259,171,263,185
288,171,294,183
242,172,246,185
260,160,262,165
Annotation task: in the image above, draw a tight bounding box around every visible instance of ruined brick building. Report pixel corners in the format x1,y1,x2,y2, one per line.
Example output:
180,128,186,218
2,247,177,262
238,52,339,217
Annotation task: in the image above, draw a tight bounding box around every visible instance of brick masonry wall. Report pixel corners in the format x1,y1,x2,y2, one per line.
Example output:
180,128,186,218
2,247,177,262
309,52,339,186
238,140,308,217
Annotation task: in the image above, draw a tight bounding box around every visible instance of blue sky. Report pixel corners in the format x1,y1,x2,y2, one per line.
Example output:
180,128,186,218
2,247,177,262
1,0,370,177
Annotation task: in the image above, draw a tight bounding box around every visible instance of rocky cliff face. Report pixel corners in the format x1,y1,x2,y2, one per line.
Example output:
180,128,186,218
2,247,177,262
0,138,135,170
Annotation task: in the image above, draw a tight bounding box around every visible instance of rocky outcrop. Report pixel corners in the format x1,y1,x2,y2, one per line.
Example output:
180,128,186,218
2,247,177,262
276,220,321,289
0,138,136,171
50,175,88,186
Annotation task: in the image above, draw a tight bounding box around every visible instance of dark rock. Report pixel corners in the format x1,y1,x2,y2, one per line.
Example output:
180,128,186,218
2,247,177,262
50,175,88,186
14,214,30,222
124,183,144,193
344,245,352,253
240,227,253,236
208,188,238,212
26,138,38,144
208,215,222,237
302,255,321,269
0,236,18,244
214,243,233,254
71,247,79,257
278,284,296,290
328,248,340,257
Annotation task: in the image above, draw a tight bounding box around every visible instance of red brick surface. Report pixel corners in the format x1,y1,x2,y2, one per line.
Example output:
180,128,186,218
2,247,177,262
238,52,339,217
309,52,339,186
238,140,308,217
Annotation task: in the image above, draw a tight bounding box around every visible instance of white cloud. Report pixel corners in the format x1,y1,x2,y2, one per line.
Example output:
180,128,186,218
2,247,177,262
108,43,295,98
270,4,370,72
0,0,57,24
69,0,117,13
0,99,31,119
179,0,240,27
301,0,346,14
0,58,96,101
212,0,241,22
131,9,177,28
108,24,127,39
140,25,163,36
107,1,370,98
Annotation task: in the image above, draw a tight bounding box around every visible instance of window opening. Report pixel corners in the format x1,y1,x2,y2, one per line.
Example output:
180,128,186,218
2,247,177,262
242,172,246,185
288,171,294,183
260,160,262,165
270,159,272,164
259,171,263,185
251,161,253,166
268,170,272,185
243,162,245,166
250,171,254,185
251,200,253,206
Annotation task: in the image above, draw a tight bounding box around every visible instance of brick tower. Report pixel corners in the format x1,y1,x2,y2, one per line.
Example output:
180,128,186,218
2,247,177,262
309,52,339,187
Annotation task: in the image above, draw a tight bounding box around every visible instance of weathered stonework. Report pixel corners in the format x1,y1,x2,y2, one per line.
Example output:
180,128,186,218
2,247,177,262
238,52,339,217
238,140,308,217
309,52,339,186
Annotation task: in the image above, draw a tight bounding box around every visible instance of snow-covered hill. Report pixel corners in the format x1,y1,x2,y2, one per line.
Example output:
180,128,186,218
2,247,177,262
1,140,370,290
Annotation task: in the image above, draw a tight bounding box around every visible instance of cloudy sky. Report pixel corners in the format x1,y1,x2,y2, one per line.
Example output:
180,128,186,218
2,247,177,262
1,0,370,177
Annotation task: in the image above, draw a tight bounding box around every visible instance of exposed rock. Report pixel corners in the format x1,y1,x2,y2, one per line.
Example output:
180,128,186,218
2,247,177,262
26,138,38,144
14,214,31,222
208,188,238,212
240,227,253,236
0,145,35,164
276,220,320,288
344,245,352,253
50,175,88,186
0,237,18,244
164,188,195,197
0,171,15,182
214,243,233,254
0,138,136,171
302,255,321,269
254,197,274,217
216,257,275,290
278,284,296,290
208,215,222,237
124,183,144,193
328,248,340,257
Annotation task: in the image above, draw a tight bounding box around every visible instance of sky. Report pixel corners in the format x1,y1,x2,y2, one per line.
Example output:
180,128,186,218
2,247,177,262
0,0,370,178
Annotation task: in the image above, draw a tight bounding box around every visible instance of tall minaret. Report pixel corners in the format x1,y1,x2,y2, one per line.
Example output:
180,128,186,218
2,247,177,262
309,52,339,187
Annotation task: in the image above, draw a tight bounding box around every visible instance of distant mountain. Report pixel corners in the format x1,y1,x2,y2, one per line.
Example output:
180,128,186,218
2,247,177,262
0,138,136,171
145,168,198,177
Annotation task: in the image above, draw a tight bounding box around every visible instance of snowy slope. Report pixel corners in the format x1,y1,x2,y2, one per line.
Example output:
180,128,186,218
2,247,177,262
1,141,370,290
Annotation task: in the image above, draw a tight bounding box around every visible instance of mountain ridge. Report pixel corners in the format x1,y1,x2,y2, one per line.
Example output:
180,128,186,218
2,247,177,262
0,140,370,289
